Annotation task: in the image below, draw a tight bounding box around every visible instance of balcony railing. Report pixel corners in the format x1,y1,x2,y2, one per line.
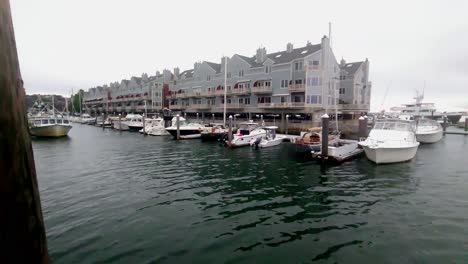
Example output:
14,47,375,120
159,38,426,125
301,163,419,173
338,104,370,110
201,91,215,97
214,89,231,96
288,84,305,92
169,104,186,110
217,103,242,109
189,104,212,110
257,102,305,108
251,86,272,94
175,93,186,99
231,88,251,95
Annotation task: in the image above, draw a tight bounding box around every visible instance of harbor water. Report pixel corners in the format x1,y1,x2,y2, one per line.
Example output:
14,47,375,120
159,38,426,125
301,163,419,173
33,125,468,263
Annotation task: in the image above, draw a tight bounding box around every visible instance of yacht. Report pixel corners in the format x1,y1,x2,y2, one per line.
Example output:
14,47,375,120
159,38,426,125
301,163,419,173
359,119,419,164
29,116,72,137
141,118,169,136
166,117,205,139
250,126,283,148
125,114,144,132
80,113,95,124
226,121,266,147
415,118,443,143
113,114,141,131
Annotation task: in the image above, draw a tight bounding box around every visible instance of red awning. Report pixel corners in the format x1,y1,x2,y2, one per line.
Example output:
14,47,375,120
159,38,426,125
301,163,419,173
136,94,141,97
234,83,239,89
253,81,258,87
125,95,129,98
144,92,148,96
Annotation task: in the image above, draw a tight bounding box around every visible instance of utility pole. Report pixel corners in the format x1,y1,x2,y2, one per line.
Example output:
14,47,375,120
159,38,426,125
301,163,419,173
0,0,49,262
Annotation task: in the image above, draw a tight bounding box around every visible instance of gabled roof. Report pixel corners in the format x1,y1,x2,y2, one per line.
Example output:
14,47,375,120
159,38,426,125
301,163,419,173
236,44,322,68
341,61,364,75
180,69,194,79
205,61,221,73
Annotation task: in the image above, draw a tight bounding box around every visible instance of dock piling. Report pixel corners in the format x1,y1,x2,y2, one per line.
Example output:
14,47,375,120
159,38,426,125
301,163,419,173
261,115,264,126
176,114,180,140
443,116,447,134
228,115,233,142
465,117,468,132
118,114,122,131
358,116,368,138
212,113,215,123
142,114,146,135
102,113,105,130
286,115,289,135
321,114,329,158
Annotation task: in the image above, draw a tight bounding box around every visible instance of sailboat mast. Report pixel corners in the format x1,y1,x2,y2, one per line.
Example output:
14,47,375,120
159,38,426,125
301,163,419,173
223,56,227,125
52,95,55,117
329,22,339,131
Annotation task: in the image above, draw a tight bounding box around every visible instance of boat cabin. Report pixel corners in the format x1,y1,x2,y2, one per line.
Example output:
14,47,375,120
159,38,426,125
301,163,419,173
373,119,414,132
237,122,259,136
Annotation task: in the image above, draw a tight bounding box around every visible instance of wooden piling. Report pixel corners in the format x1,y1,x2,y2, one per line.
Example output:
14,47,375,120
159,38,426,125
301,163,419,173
228,115,233,142
102,113,105,130
443,116,447,134
176,114,180,140
142,114,146,135
358,116,368,138
321,114,329,158
119,114,122,131
212,113,215,123
0,0,49,262
465,117,468,132
261,115,264,126
286,115,289,135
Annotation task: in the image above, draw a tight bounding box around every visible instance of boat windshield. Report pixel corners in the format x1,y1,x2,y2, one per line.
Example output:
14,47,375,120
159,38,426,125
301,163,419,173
34,120,41,125
42,119,49,124
57,119,63,124
238,123,257,131
374,121,412,132
49,119,56,124
417,119,440,127
64,120,69,124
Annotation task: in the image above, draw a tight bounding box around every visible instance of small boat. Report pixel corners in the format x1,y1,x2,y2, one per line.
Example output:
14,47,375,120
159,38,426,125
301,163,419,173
415,118,443,143
29,116,72,137
226,121,266,147
200,123,231,142
126,115,144,132
456,115,468,128
113,114,141,131
311,139,363,162
250,126,283,148
293,127,340,154
166,117,205,139
80,114,95,125
359,119,419,164
141,118,169,136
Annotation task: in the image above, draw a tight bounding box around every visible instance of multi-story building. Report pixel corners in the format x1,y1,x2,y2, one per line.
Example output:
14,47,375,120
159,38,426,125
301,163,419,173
83,36,371,122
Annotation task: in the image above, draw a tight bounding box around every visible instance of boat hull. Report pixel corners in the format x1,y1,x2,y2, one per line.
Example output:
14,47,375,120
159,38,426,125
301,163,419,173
113,121,129,131
362,145,419,164
147,127,169,136
201,132,226,142
30,125,72,137
258,138,283,148
416,130,443,143
229,133,265,147
128,125,143,132
166,128,201,139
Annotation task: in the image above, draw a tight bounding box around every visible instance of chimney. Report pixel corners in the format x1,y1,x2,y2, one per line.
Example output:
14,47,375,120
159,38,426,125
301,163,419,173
141,73,148,81
156,70,161,76
194,61,201,70
173,67,180,78
306,40,312,46
321,35,329,48
340,57,346,67
286,43,293,53
255,47,267,63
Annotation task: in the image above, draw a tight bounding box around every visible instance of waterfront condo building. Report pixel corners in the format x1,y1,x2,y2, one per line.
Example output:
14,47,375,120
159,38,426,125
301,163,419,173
83,36,371,122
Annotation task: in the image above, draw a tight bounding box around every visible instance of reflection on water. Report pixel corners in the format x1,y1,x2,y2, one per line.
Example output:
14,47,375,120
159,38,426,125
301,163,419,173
33,125,468,263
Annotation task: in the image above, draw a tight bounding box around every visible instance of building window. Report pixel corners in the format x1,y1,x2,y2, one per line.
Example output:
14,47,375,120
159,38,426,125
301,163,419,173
280,96,287,103
264,81,271,87
207,75,211,81
173,80,177,85
281,80,288,88
307,77,321,86
227,98,231,104
238,83,244,89
239,70,244,77
295,61,303,71
227,85,231,90
265,65,271,73
295,79,303,85
239,98,244,104
246,83,251,88
245,97,250,104
339,88,345,94
312,60,319,69
227,72,231,78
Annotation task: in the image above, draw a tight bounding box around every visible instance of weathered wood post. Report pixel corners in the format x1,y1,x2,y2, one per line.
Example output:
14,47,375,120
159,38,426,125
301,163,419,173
176,114,180,140
0,0,49,262
228,115,233,142
321,114,329,158
196,113,199,122
118,113,122,131
101,113,105,130
443,116,447,134
465,117,468,132
212,113,215,123
142,114,146,135
260,115,264,126
286,114,289,135
358,116,368,138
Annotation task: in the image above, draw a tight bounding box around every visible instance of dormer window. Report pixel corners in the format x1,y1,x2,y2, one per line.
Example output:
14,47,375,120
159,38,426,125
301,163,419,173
207,75,211,81
239,70,244,77
295,61,303,71
265,65,271,74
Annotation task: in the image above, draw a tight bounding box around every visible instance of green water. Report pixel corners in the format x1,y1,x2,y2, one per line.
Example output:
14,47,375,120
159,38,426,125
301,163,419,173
33,125,468,263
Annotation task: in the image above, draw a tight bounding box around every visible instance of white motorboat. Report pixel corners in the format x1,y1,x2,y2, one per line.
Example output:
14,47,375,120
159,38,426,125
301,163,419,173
166,117,205,139
113,114,141,131
200,123,231,142
227,121,266,147
80,114,95,125
312,139,363,162
125,114,144,132
250,126,283,148
29,116,72,137
359,119,419,164
415,118,443,143
141,118,169,136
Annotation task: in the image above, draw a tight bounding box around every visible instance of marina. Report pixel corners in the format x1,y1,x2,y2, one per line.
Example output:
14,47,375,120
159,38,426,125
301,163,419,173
33,123,468,263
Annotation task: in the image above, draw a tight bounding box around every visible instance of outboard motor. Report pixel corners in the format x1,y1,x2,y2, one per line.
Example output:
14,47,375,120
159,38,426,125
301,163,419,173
252,137,262,149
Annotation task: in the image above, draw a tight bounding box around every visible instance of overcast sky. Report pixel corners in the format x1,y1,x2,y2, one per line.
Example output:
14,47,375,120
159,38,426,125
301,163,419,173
10,0,468,111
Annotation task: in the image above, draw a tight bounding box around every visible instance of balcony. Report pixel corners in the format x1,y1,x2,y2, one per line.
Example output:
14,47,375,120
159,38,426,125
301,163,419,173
214,89,231,96
201,91,215,97
217,103,242,109
189,104,212,110
189,92,203,98
175,93,187,99
116,106,123,112
231,88,251,95
288,84,305,92
169,104,185,110
257,102,305,109
338,104,370,111
251,86,272,94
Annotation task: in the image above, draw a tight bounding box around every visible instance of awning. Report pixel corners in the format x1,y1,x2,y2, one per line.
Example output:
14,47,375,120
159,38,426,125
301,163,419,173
236,80,251,83
144,92,148,96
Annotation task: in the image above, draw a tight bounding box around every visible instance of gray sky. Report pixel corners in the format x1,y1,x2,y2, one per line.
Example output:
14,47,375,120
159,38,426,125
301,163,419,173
10,0,468,111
